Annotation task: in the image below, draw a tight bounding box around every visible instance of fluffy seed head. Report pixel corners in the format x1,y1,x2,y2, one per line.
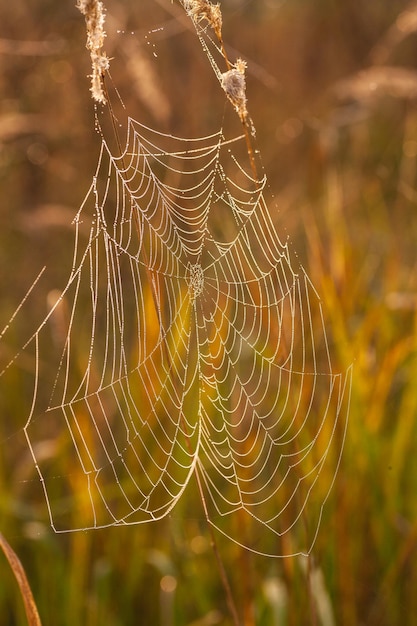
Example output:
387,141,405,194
221,59,248,121
76,0,108,103
184,0,223,39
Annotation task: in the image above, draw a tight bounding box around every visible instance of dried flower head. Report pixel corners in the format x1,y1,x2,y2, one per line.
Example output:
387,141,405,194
183,0,223,39
76,0,109,103
220,58,248,121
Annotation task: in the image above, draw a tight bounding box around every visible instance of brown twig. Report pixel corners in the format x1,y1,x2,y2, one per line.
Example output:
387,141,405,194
0,532,42,626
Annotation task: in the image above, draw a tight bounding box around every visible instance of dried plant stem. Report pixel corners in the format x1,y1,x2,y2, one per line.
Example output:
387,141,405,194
219,53,258,179
0,532,42,626
182,1,259,178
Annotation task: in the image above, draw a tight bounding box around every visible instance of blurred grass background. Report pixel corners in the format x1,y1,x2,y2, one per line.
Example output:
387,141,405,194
1,0,417,624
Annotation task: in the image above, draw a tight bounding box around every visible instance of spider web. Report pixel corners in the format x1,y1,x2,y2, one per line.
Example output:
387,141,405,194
3,3,353,558
20,113,351,556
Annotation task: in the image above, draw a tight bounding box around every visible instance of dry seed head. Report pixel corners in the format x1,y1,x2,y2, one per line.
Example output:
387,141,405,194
184,0,223,39
76,0,108,103
221,59,248,121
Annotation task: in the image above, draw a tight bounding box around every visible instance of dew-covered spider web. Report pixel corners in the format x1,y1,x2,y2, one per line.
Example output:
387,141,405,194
19,114,351,556
8,2,352,558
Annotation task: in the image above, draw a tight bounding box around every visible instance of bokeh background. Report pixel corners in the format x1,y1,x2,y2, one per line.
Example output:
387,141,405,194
1,0,417,624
